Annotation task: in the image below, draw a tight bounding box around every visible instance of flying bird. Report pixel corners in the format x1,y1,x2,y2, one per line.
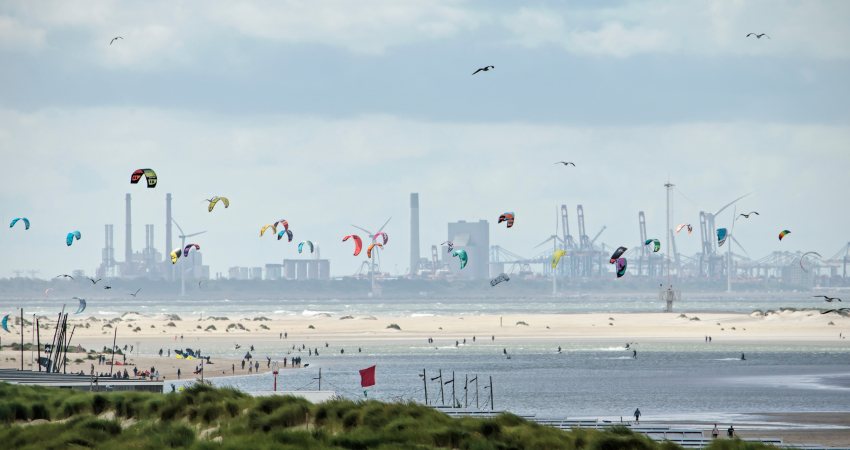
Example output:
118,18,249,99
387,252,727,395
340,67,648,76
822,308,850,314
129,288,141,297
555,161,576,166
746,33,770,39
103,286,112,290
88,277,102,285
814,295,842,303
472,65,494,75
738,211,759,219
109,36,123,45
55,274,74,280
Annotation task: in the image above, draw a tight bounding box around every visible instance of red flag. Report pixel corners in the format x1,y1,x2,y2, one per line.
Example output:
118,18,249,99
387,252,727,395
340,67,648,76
359,365,376,388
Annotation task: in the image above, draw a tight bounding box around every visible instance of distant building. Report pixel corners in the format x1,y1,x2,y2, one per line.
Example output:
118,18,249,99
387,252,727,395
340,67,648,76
283,259,330,280
265,264,283,280
447,220,490,280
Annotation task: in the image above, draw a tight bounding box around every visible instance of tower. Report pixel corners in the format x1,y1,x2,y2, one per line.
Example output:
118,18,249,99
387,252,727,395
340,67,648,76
410,193,420,276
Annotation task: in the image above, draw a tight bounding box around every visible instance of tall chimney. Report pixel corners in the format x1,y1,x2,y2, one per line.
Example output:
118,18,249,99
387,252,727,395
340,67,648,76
410,193,420,276
165,193,172,261
125,193,132,272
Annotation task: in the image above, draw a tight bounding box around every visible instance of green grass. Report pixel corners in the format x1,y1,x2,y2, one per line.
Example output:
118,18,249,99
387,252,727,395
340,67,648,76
0,382,783,449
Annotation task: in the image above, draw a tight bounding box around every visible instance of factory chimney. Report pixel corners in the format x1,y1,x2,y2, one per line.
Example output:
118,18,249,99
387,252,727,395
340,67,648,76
410,193,420,276
125,193,133,273
165,193,172,261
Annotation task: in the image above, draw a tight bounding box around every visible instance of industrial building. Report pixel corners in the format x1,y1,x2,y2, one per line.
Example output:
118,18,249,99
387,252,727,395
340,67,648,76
447,220,490,280
95,193,209,281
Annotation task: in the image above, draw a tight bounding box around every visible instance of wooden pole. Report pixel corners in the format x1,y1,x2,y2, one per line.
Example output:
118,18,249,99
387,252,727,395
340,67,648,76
36,317,41,372
422,369,428,405
475,375,479,409
318,368,322,390
19,308,24,370
464,374,468,408
439,369,444,406
109,326,118,376
451,371,456,408
63,325,76,374
489,376,494,411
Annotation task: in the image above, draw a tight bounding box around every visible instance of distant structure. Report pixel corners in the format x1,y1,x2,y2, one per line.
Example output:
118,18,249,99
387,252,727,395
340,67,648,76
282,259,330,280
124,193,133,275
448,220,489,280
165,193,173,279
410,193,420,277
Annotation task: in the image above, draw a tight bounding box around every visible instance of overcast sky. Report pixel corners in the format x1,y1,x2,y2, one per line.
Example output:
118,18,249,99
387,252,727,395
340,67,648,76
1,0,849,278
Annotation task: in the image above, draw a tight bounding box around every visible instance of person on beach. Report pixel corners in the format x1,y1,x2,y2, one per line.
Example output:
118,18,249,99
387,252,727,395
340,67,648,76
177,368,181,379
712,424,719,439
633,408,641,423
633,349,637,359
741,353,746,360
727,425,734,437
231,363,235,374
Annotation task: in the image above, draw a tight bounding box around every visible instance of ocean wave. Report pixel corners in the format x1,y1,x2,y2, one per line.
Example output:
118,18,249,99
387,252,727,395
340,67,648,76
302,310,333,317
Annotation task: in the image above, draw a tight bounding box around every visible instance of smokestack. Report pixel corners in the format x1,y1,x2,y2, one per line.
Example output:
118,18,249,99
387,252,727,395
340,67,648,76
165,193,172,262
410,193,420,276
125,193,132,271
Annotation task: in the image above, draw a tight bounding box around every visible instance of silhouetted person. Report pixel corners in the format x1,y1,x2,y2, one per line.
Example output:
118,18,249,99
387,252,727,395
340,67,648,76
634,408,641,423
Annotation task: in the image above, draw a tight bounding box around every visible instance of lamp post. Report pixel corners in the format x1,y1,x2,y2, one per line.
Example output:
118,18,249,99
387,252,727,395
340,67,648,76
272,361,279,391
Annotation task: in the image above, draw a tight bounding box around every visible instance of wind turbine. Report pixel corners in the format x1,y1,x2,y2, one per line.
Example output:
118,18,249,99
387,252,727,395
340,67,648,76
350,217,391,297
172,218,207,297
534,207,564,296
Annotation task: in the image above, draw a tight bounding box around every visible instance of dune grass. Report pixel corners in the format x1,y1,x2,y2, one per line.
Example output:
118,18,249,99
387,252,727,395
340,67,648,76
0,382,781,449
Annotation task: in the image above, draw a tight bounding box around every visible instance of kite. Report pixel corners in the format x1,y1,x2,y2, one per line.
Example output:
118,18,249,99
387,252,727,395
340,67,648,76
73,297,87,314
552,249,566,269
275,220,289,231
800,251,822,272
609,246,627,264
676,224,693,234
44,288,53,297
298,241,314,254
644,239,660,253
66,231,82,246
366,243,382,259
498,212,515,228
9,217,30,230
717,228,728,247
490,273,510,286
206,196,230,212
277,229,293,242
451,249,468,269
441,241,454,253
183,243,200,257
260,224,276,237
169,247,182,264
615,258,627,278
343,235,363,256
1,314,9,332
130,168,157,188
779,230,791,241
374,232,389,246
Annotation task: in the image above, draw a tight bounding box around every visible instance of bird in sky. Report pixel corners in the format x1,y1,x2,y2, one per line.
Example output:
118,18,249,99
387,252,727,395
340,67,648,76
55,274,74,280
555,161,576,166
109,36,123,45
746,33,770,39
738,211,760,219
822,308,849,314
814,295,842,302
472,65,494,75
103,286,112,290
129,288,141,297
88,277,102,285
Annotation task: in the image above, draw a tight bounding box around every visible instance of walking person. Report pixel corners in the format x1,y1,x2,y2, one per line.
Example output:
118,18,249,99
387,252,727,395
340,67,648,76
633,408,641,424
711,424,719,439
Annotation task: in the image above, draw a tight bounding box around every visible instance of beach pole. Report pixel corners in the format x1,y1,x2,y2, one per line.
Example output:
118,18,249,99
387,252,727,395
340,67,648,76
439,369,444,405
109,326,117,376
475,375,479,409
36,317,41,372
63,325,76,374
318,368,322,390
19,308,24,370
451,371,456,407
422,369,428,405
489,376,494,411
464,374,468,408
272,361,279,391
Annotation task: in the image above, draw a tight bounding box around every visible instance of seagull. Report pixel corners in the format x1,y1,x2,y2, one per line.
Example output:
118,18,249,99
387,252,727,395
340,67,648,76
129,288,141,297
814,295,842,303
472,65,494,75
109,36,123,45
88,277,102,285
822,308,850,314
55,274,74,280
103,286,112,290
738,211,760,219
746,33,770,39
555,161,576,166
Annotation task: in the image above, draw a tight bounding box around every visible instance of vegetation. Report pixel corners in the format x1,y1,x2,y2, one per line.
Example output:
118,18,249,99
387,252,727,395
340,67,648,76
0,383,781,449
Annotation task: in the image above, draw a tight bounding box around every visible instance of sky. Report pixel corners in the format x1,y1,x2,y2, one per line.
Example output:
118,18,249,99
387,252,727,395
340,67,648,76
1,0,849,278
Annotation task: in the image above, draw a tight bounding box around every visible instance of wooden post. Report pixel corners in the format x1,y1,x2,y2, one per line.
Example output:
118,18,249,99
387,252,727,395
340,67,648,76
475,375,479,409
451,371,456,408
422,369,428,405
489,376,494,411
19,308,24,370
109,326,118,376
439,369,444,406
36,317,41,372
318,368,322,390
464,374,468,408
63,325,76,374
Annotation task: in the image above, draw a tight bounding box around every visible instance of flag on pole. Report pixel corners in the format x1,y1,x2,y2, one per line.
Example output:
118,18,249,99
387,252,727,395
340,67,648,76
359,365,376,388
